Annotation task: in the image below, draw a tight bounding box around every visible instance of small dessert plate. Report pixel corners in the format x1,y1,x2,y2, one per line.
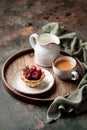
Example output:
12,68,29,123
12,69,54,95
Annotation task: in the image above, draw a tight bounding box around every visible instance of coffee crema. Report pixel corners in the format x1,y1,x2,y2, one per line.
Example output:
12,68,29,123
55,59,75,71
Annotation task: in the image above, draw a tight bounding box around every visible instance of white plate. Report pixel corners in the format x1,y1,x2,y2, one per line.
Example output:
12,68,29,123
12,69,54,95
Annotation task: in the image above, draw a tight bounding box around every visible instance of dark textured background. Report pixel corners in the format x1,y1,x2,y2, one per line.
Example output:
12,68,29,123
0,0,87,130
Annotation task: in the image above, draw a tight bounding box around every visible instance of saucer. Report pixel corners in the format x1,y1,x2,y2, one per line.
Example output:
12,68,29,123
12,69,54,95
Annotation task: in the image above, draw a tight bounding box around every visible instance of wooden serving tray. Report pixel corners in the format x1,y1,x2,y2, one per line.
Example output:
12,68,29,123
2,48,85,105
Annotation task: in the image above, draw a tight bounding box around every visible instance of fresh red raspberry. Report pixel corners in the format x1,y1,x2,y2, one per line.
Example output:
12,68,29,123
30,65,37,72
37,69,42,76
25,73,31,79
23,68,27,75
32,70,41,80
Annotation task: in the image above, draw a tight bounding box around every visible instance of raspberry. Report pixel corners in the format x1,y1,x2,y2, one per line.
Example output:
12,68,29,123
37,69,42,75
23,68,28,75
30,65,37,71
25,73,31,79
32,70,40,80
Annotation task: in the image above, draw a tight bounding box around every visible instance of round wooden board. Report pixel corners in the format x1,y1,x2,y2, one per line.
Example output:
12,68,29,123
2,48,85,105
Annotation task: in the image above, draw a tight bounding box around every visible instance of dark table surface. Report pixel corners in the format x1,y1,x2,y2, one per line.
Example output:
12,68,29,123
0,0,87,130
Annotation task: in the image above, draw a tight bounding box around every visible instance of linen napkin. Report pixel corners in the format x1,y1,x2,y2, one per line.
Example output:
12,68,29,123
42,22,87,123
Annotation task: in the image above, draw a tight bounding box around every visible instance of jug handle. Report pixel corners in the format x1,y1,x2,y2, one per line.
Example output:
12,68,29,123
29,33,38,49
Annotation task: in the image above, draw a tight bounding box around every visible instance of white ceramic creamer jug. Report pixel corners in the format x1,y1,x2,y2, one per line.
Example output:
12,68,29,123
29,33,60,67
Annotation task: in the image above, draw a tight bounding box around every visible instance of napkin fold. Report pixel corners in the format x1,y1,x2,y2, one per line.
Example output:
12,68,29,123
42,22,87,123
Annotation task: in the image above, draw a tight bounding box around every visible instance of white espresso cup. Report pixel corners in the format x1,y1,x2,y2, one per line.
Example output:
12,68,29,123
52,56,79,80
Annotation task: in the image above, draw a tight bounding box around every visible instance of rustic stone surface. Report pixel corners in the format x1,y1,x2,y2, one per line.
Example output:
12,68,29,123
0,0,87,130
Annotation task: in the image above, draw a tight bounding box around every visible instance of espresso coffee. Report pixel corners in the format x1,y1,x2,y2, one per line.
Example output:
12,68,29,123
53,56,79,80
55,59,75,71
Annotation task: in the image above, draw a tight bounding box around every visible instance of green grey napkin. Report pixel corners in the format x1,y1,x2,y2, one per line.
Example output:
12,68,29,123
42,22,87,123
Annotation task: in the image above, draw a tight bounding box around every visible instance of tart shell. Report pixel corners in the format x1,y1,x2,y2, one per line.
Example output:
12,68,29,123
20,71,45,88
